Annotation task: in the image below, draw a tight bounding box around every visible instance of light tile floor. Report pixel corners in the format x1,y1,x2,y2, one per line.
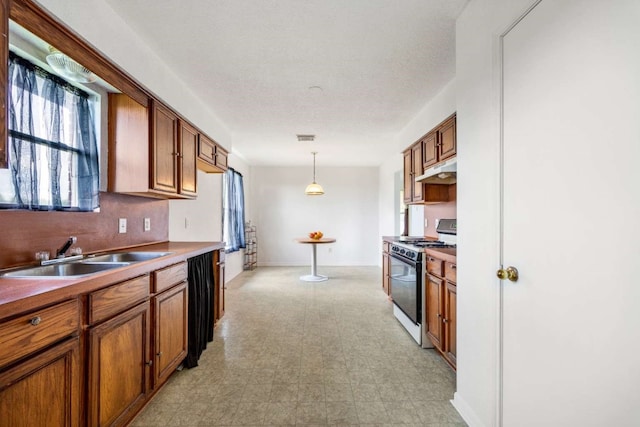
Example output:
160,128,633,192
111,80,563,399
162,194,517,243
132,266,466,426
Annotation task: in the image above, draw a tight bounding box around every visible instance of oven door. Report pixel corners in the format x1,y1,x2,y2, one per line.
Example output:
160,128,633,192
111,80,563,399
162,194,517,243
389,253,422,325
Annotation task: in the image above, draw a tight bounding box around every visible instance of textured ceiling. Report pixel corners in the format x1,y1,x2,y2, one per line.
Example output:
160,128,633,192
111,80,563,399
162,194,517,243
103,0,467,166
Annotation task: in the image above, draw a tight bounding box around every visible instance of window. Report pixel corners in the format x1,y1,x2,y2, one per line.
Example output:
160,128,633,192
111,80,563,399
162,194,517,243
1,52,99,211
222,168,246,253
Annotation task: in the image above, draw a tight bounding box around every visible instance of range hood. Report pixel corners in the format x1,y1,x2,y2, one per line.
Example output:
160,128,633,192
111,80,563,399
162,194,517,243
415,157,457,184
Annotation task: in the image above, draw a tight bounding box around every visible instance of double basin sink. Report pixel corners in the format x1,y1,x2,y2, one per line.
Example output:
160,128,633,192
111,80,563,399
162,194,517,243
1,251,172,278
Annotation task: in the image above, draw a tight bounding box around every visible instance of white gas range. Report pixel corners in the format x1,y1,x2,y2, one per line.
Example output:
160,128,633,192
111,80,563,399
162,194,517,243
389,219,456,345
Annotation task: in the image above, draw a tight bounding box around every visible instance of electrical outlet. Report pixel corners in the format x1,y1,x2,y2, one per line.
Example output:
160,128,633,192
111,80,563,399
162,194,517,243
118,218,127,234
144,218,151,232
425,219,429,228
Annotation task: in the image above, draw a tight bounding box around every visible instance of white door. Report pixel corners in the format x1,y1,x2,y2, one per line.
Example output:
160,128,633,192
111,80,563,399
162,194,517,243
502,1,640,425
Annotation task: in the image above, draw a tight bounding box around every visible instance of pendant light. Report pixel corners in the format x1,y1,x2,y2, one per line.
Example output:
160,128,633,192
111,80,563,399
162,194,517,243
305,151,324,195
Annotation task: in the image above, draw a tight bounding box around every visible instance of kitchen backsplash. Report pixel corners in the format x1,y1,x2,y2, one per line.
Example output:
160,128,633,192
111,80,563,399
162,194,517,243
0,192,168,269
424,185,456,237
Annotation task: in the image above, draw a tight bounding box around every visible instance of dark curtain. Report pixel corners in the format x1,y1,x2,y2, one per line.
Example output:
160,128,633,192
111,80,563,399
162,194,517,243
6,52,99,211
223,168,246,252
184,251,215,368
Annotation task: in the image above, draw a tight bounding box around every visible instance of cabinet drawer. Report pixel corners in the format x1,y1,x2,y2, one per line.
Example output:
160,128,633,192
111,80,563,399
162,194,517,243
153,262,188,293
445,261,457,283
0,299,80,368
89,275,150,324
426,255,444,277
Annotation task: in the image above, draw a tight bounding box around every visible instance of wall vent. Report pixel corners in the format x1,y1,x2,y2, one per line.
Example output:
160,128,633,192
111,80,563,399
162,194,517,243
296,134,315,142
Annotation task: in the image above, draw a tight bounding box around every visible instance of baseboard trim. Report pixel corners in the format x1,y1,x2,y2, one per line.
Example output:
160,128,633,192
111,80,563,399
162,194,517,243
452,392,486,427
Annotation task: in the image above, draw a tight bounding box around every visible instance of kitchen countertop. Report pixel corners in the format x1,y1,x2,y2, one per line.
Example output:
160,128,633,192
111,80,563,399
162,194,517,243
0,241,224,320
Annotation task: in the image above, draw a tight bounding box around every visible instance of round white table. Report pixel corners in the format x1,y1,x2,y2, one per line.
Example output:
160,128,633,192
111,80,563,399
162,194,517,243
295,237,336,282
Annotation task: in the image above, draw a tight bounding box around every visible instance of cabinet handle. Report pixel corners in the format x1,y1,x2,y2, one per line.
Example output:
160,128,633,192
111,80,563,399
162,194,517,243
146,360,153,366
443,318,448,323
451,265,456,269
157,352,163,357
30,316,42,326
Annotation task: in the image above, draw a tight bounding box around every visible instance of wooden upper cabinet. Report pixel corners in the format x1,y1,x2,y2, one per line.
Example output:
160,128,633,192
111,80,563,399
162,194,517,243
421,113,457,170
411,142,423,203
197,133,228,173
108,94,149,194
403,149,413,204
402,113,456,205
438,115,456,161
422,132,438,169
178,120,198,197
109,96,197,198
151,101,180,195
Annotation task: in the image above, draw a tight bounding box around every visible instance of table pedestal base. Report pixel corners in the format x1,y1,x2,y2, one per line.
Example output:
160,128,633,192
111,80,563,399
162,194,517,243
300,274,328,282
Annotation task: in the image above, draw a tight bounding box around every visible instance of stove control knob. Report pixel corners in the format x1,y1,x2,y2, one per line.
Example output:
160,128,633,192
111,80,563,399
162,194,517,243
399,249,405,255
407,251,414,258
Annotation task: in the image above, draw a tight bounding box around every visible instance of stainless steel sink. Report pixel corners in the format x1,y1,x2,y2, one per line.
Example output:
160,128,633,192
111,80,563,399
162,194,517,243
83,251,172,263
2,262,130,278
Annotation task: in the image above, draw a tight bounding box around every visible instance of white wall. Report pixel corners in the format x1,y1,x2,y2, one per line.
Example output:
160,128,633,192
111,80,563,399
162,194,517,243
252,166,378,267
168,171,222,242
453,1,538,426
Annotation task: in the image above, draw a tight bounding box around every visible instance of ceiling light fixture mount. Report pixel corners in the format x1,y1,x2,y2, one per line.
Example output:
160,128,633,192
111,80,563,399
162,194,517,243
305,151,324,196
46,46,96,83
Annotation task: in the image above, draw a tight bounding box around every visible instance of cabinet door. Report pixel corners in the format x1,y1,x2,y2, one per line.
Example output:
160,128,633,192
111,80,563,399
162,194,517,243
215,146,228,171
444,282,457,368
425,275,444,350
422,132,438,168
178,121,197,197
154,282,188,388
411,142,424,202
151,102,179,194
107,94,149,193
438,116,456,161
402,149,412,204
88,301,151,427
382,252,390,295
0,338,80,427
214,251,226,324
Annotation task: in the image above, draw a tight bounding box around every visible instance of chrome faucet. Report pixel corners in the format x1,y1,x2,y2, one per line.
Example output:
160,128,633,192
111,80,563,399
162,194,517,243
56,236,77,258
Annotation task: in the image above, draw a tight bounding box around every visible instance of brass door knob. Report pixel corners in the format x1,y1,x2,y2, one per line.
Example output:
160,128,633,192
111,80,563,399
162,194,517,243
497,266,519,282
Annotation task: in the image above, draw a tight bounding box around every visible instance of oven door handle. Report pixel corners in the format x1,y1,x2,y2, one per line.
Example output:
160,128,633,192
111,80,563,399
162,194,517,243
389,253,419,269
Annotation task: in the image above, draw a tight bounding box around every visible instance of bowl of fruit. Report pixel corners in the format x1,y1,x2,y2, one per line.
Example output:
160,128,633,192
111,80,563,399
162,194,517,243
308,231,324,240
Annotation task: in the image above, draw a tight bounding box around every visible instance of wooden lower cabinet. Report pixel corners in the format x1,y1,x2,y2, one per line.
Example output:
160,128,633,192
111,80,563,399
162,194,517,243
444,281,457,366
153,282,188,388
426,274,444,350
0,337,80,427
382,242,391,296
88,301,151,427
425,253,457,369
214,249,225,324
